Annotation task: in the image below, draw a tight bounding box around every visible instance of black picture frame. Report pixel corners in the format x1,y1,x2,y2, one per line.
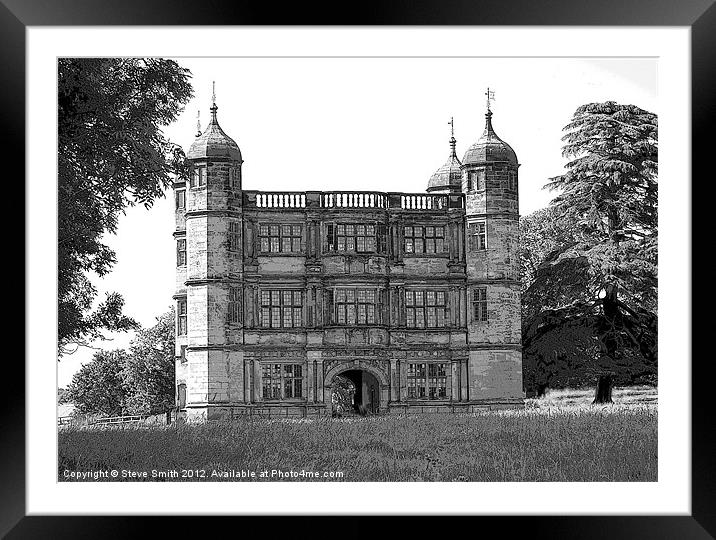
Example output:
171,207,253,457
7,0,712,537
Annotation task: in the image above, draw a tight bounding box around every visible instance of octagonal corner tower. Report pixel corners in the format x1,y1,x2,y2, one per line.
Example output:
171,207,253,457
460,107,523,405
174,101,246,421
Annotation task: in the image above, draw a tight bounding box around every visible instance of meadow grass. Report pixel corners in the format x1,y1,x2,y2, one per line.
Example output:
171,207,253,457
58,386,657,482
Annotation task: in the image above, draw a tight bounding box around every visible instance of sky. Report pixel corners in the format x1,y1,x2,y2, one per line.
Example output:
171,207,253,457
57,56,658,388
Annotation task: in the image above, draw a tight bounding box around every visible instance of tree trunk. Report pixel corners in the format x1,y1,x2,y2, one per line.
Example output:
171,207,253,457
593,373,614,404
595,283,619,404
536,382,548,398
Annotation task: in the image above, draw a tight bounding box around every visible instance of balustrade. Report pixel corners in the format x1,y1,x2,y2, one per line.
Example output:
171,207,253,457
253,192,306,208
243,190,463,211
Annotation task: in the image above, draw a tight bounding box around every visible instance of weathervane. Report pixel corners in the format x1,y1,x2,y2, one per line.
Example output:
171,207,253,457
485,87,495,112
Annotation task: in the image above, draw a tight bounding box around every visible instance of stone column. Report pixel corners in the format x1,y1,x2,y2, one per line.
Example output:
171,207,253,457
244,219,257,264
456,286,464,327
243,357,249,403
461,359,469,401
389,286,397,326
392,218,404,264
306,359,314,403
451,361,460,401
390,359,400,402
313,360,318,403
449,221,458,264
249,358,255,403
458,218,465,263
398,285,406,327
317,359,325,403
252,285,259,328
450,286,458,327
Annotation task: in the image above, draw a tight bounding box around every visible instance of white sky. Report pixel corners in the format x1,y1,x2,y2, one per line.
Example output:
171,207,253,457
57,56,658,387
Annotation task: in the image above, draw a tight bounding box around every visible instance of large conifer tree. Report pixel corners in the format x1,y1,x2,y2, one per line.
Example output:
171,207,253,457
524,102,658,402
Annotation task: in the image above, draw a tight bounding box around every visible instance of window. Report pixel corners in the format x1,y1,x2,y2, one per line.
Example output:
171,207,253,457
179,345,187,363
228,287,241,324
177,383,186,408
260,290,303,328
176,189,186,210
178,299,187,335
176,238,186,266
262,364,281,400
472,287,488,322
467,170,486,192
407,363,426,398
427,364,448,399
229,221,241,252
339,224,374,252
405,290,448,328
325,223,386,253
283,364,303,398
468,221,487,251
191,166,206,188
259,224,302,253
404,225,448,254
333,288,381,325
506,171,517,192
262,363,303,400
228,167,240,189
407,363,447,399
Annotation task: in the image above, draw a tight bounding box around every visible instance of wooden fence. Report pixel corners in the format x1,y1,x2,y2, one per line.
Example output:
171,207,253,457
57,410,176,427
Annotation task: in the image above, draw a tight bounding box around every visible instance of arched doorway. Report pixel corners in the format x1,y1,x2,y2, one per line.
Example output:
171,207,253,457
328,368,384,416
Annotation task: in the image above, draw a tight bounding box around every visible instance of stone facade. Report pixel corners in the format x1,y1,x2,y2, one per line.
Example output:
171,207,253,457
174,103,523,420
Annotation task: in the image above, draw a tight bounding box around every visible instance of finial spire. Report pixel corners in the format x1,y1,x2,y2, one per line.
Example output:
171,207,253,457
196,110,201,136
448,116,457,157
209,81,218,122
485,87,495,113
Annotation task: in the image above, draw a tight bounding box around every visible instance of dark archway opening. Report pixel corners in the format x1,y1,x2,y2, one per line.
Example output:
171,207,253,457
331,369,380,416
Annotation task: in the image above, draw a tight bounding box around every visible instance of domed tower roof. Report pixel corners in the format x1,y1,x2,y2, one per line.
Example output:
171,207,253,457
462,109,517,166
427,120,463,193
187,102,242,162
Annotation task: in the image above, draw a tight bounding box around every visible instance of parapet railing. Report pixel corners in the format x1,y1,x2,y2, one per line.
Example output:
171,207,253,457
254,192,307,208
400,193,449,210
321,191,387,208
243,190,463,211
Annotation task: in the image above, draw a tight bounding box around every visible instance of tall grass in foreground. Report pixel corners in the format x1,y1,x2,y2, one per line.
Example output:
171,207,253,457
59,405,656,482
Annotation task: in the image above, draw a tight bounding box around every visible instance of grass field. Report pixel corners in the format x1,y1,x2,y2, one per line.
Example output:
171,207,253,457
58,386,657,482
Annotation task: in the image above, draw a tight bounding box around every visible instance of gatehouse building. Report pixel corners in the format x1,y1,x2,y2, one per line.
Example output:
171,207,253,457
173,93,523,420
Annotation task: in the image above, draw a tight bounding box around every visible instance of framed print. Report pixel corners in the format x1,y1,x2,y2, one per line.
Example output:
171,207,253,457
9,0,714,537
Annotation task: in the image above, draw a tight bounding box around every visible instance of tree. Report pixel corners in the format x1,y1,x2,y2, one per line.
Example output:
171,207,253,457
66,350,129,416
58,58,193,356
123,309,176,415
63,309,177,416
519,206,580,295
57,387,70,405
525,102,658,403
